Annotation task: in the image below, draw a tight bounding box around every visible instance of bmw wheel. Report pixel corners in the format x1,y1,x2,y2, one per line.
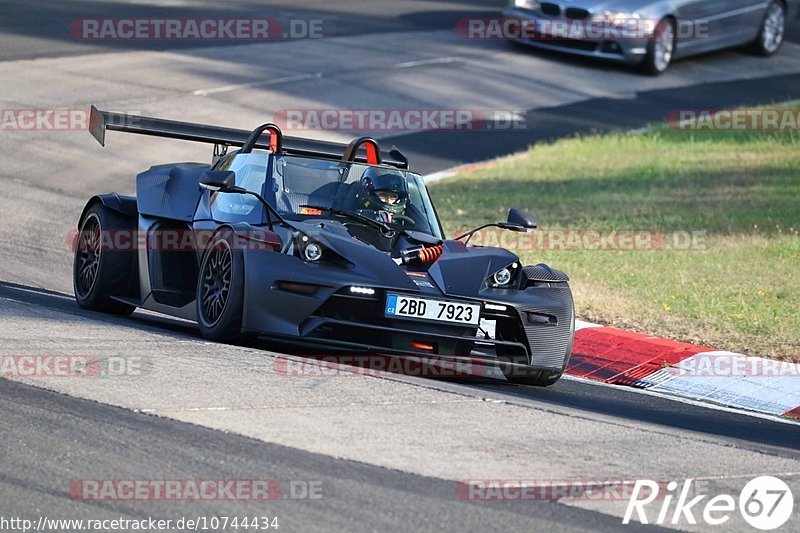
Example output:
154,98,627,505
752,1,786,56
640,18,676,75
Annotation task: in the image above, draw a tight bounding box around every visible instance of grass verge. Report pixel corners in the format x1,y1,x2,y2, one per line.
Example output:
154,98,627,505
429,105,800,360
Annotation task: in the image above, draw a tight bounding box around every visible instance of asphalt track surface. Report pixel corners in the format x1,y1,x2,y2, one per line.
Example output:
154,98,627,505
2,1,800,531
2,0,800,172
2,0,799,60
2,280,799,531
1,378,650,532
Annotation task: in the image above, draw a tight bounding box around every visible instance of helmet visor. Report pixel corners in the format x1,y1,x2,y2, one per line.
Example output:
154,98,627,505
377,191,402,204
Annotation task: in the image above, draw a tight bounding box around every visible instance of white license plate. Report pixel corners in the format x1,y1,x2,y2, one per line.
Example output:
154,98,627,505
385,294,480,326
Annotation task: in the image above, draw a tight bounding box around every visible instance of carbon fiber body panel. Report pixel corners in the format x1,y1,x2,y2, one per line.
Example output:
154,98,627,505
523,264,570,283
136,163,208,221
514,286,574,370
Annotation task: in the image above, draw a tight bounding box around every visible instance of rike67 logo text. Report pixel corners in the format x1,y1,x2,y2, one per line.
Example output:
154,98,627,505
624,476,794,530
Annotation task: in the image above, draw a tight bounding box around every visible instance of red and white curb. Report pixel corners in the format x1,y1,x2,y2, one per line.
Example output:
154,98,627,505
569,320,800,421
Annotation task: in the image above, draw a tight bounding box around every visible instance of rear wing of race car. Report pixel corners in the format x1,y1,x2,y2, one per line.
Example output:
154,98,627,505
88,106,410,170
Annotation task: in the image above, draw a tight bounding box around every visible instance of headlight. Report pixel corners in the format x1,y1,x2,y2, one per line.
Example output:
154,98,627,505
488,262,519,288
286,231,352,268
292,233,324,263
494,268,512,286
513,0,540,9
303,241,323,262
594,10,639,27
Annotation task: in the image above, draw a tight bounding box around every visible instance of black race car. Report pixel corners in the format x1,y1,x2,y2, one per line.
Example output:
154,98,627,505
74,106,574,386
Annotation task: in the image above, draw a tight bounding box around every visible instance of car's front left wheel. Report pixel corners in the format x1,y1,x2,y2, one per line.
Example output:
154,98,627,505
752,0,786,56
196,231,251,343
640,18,676,75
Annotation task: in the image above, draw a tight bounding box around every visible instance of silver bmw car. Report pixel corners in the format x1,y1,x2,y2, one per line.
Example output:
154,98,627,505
502,0,798,74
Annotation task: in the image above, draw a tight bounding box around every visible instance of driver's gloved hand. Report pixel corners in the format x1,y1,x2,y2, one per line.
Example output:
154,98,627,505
356,209,393,224
375,211,394,224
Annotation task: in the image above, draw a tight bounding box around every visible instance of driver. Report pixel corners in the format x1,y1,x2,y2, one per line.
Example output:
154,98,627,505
354,167,409,224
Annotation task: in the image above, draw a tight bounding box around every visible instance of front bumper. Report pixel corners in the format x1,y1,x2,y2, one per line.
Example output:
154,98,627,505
247,280,574,372
239,247,574,372
502,7,649,65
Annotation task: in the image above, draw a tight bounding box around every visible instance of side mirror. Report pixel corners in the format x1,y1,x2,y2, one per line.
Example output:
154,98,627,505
506,208,537,230
455,208,538,243
199,170,237,191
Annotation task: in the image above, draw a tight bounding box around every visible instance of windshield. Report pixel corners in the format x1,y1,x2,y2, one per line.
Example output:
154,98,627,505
210,152,269,224
268,155,444,238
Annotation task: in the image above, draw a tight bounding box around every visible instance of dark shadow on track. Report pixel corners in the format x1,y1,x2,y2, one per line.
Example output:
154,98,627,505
390,73,800,174
0,0,506,61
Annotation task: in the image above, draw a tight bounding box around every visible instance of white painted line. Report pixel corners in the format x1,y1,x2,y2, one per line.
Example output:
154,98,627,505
195,54,461,98
192,72,322,96
278,11,340,19
632,368,679,389
649,354,800,416
0,286,72,300
394,57,461,69
424,168,457,183
571,348,800,418
423,158,497,183
677,374,800,417
563,374,800,426
575,319,602,331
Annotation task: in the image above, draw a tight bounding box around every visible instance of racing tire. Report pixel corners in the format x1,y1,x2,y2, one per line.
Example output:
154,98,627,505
73,203,136,316
196,230,252,343
640,18,676,75
751,1,786,56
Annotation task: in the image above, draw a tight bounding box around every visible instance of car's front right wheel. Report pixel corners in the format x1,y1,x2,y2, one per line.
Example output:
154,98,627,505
640,18,676,75
196,231,251,343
